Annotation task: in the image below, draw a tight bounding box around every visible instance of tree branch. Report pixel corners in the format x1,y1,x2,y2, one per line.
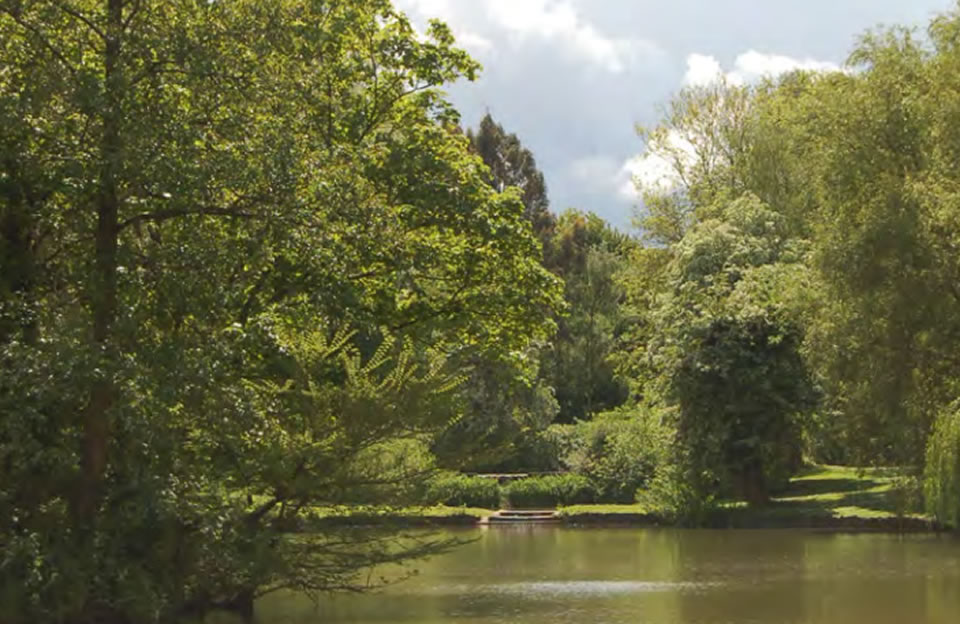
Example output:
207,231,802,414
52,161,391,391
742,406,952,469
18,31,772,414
1,10,77,74
53,2,106,42
118,201,264,231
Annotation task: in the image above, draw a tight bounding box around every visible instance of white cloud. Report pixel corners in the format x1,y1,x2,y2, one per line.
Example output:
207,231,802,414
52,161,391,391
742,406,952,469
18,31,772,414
397,0,662,74
618,130,697,199
485,0,661,73
683,53,725,87
732,50,839,81
399,0,454,21
569,155,622,192
455,31,495,55
683,50,840,86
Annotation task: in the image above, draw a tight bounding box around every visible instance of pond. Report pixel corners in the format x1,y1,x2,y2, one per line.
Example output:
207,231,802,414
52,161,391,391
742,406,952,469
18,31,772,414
250,526,960,624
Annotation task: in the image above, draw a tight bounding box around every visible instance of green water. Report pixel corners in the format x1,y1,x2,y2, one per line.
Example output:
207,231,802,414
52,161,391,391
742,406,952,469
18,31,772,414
251,527,960,623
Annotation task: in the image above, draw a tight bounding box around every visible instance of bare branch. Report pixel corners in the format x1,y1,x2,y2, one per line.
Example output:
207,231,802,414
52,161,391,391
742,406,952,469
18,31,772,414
118,193,270,231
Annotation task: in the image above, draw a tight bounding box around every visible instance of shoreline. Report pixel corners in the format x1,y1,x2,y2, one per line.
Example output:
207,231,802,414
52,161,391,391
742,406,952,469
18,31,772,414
302,465,949,534
305,508,945,533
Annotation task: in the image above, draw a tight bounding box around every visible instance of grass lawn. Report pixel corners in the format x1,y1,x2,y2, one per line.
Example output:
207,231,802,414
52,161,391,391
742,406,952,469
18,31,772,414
757,464,921,518
302,466,937,530
710,464,932,528
558,465,933,528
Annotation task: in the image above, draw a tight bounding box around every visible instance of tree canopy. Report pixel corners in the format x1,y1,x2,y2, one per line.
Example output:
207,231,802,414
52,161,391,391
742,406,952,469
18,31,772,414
0,1,562,621
11,1,960,621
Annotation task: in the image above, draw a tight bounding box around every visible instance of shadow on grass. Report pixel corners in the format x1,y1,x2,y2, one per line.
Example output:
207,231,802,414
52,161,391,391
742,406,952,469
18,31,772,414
708,465,928,528
780,477,883,498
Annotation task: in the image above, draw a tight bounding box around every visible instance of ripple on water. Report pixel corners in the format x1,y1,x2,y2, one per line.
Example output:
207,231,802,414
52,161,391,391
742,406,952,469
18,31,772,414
409,580,717,598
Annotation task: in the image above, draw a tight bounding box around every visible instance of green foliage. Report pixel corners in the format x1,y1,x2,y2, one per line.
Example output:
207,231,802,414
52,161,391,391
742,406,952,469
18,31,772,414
468,114,555,242
640,450,722,526
641,195,816,505
422,473,501,509
0,1,563,622
430,355,560,472
631,80,754,245
541,210,634,423
502,474,597,508
924,403,960,527
625,20,960,472
551,409,668,503
717,7,960,467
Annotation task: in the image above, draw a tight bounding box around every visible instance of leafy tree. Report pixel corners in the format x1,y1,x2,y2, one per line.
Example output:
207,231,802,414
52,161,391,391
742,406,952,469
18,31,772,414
465,117,634,434
737,13,960,467
644,195,815,505
552,408,669,503
631,81,753,245
629,4,960,472
430,352,560,472
924,401,960,527
0,1,561,622
540,210,633,423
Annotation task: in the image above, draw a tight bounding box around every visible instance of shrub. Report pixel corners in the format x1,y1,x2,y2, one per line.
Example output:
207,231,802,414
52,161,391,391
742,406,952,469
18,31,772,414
503,474,597,508
422,473,501,509
552,408,669,503
639,448,722,526
925,403,960,527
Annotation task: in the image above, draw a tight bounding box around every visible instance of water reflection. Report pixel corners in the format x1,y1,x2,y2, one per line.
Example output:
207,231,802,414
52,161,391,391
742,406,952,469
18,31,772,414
468,580,712,596
236,527,960,624
671,530,809,624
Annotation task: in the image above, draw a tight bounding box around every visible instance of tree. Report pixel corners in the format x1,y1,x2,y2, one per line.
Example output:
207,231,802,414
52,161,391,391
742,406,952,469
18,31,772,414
740,14,960,467
541,210,633,423
644,195,815,505
468,113,555,243
630,80,753,246
430,352,560,471
0,1,562,622
628,4,960,470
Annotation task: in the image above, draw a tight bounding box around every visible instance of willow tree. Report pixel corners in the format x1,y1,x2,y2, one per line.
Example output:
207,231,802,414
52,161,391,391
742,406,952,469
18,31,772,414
750,12,960,467
0,1,560,622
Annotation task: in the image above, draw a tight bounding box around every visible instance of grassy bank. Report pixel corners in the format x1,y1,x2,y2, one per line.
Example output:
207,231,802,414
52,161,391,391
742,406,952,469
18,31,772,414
712,464,935,530
559,465,939,530
305,466,941,531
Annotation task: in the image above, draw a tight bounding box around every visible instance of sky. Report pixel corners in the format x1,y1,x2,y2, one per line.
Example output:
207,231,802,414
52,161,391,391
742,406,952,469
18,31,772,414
394,0,955,231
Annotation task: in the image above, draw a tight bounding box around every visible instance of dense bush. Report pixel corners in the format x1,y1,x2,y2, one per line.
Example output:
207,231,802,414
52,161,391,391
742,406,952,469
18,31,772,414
551,409,668,503
640,447,722,526
503,474,596,508
925,403,960,527
422,473,501,509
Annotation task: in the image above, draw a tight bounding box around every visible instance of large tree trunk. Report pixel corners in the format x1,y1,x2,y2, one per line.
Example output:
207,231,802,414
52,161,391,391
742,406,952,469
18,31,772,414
75,0,124,524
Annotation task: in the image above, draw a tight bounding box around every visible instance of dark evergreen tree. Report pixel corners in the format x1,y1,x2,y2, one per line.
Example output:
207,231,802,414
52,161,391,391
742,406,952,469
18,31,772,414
468,114,555,242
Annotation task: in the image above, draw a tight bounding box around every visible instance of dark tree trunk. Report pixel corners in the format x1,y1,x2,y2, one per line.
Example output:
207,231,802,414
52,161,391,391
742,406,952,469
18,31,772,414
0,199,36,345
75,0,123,525
738,459,770,507
226,588,256,624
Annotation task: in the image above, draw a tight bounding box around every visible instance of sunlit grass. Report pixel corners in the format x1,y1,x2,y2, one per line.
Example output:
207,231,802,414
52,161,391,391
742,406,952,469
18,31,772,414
773,464,921,518
558,465,930,526
300,465,931,528
555,504,652,517
309,504,493,520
